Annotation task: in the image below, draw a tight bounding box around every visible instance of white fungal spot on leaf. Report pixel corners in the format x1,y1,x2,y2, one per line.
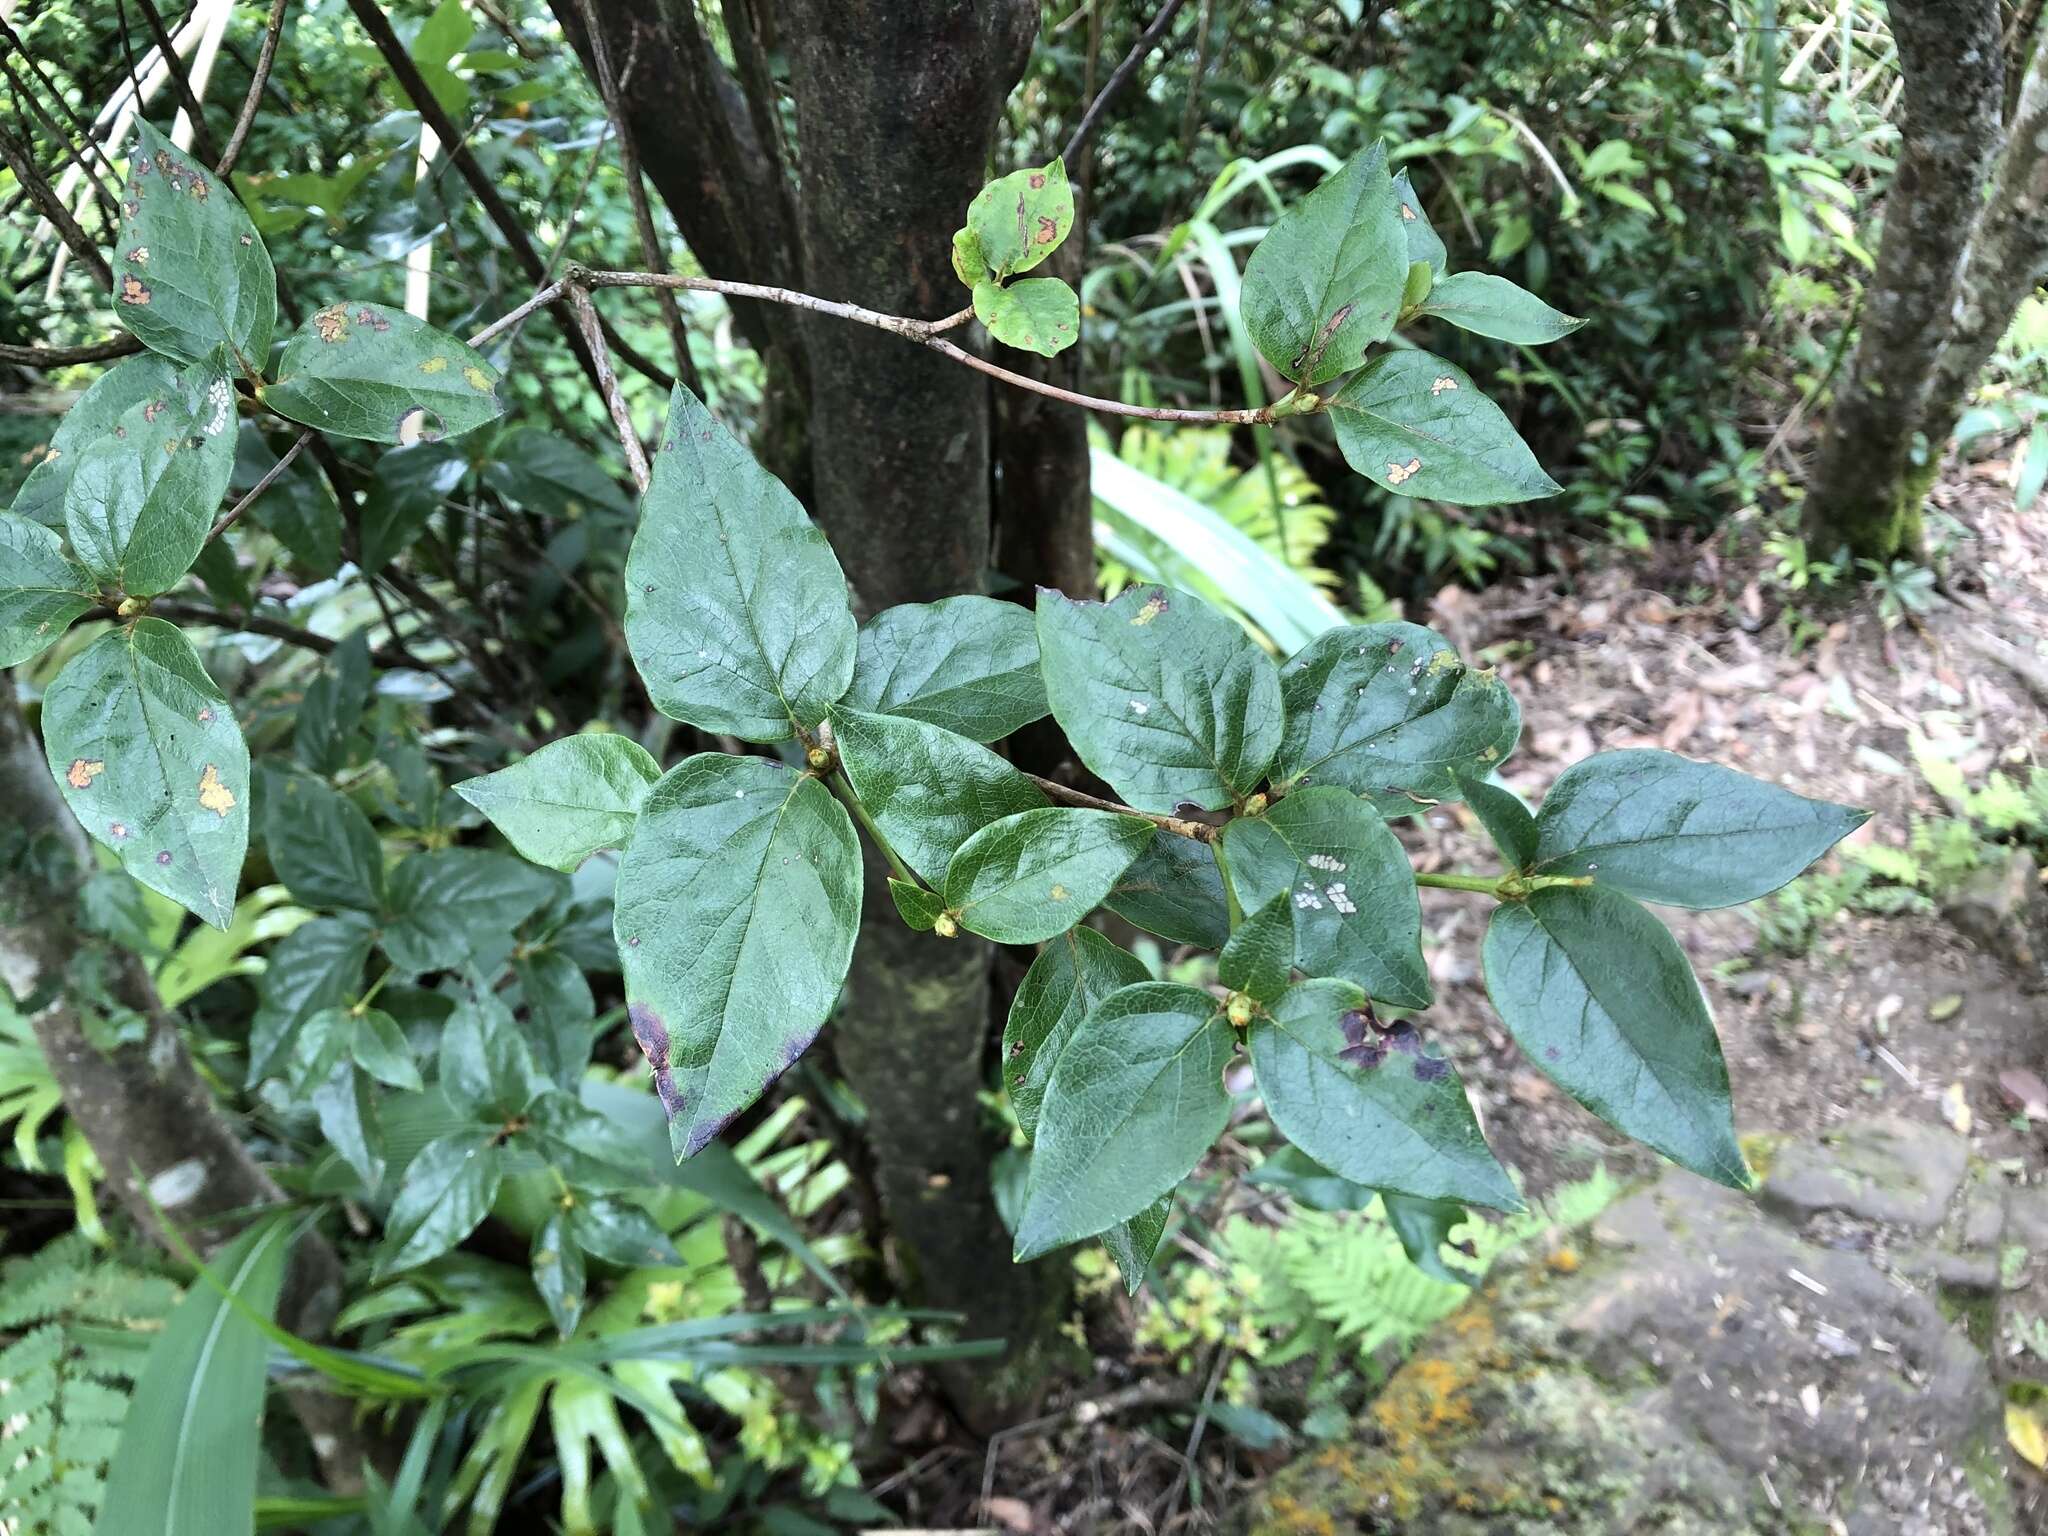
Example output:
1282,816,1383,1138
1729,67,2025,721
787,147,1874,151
1430,376,1458,395
1386,458,1422,485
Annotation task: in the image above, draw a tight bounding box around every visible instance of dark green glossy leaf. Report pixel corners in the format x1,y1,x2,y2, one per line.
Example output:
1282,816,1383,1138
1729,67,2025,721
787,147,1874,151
567,1195,681,1267
264,775,383,912
843,596,1047,743
1483,885,1747,1187
9,354,180,527
1101,1196,1170,1296
1417,271,1584,344
352,1007,423,1091
888,878,946,931
113,121,275,371
1328,351,1561,506
1241,142,1406,385
1002,927,1151,1139
514,950,596,1082
247,912,375,1083
360,442,465,570
1273,623,1520,810
1391,168,1445,275
1457,772,1539,870
1381,1190,1475,1285
532,1213,585,1337
623,385,856,741
1015,981,1233,1259
1249,979,1516,1209
482,429,633,520
1530,748,1869,908
262,303,505,444
379,1133,502,1274
1037,583,1282,814
294,631,371,775
615,754,861,1159
437,984,543,1118
41,618,247,928
312,1061,384,1189
455,734,662,873
1106,834,1232,949
287,1004,357,1095
379,849,558,975
235,425,341,576
0,514,95,666
974,276,1080,356
963,157,1073,280
1244,1144,1375,1211
832,705,1045,885
1219,788,1429,1009
1218,893,1293,1003
942,807,1154,944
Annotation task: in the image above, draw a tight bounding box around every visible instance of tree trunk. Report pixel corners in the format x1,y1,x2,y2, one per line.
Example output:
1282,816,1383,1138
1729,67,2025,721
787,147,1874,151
1803,0,2004,562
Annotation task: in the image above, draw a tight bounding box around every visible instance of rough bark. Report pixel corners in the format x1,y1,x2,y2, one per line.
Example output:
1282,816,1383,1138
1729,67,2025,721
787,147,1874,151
1804,0,2005,562
994,239,1097,602
0,671,377,1490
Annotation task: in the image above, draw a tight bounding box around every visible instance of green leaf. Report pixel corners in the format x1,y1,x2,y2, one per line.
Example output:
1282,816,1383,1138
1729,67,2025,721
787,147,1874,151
65,363,237,596
352,1007,423,1091
951,225,989,288
263,776,384,912
1218,893,1293,1003
615,754,861,1159
1244,1144,1375,1211
1391,169,1446,275
1015,982,1233,1259
286,1004,357,1096
1106,834,1232,949
1417,271,1584,344
1483,885,1747,1187
95,1216,288,1536
379,850,558,975
437,984,542,1117
567,1195,680,1267
1241,142,1407,385
1530,748,1869,908
1328,352,1560,506
247,913,374,1083
261,303,505,445
842,596,1048,742
887,878,946,931
1248,980,1517,1209
455,734,662,873
238,427,341,576
1002,927,1151,1139
379,1133,503,1274
10,354,180,527
1456,772,1538,870
973,276,1080,356
831,706,1046,885
0,514,96,666
1273,623,1520,810
1380,1190,1474,1285
1219,788,1430,1009
42,618,247,928
294,631,372,775
532,1213,585,1337
623,385,856,741
113,121,275,371
312,1061,384,1189
942,807,1154,944
963,157,1073,280
1101,1196,1171,1296
1037,583,1283,814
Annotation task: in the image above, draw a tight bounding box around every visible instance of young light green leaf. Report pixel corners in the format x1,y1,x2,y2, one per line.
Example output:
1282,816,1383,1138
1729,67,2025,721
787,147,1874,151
1248,979,1517,1209
0,515,96,666
312,1060,384,1189
1218,893,1294,1003
10,354,181,527
351,1007,423,1091
262,303,505,444
1219,788,1430,1009
455,734,662,873
1106,833,1232,949
1002,927,1151,1139
42,619,247,928
624,385,856,741
1272,622,1520,810
973,276,1080,356
1416,271,1584,344
615,754,861,1159
533,1213,586,1337
263,775,384,912
1015,982,1233,1259
1037,583,1283,814
842,595,1048,742
832,705,1046,885
1241,142,1407,384
1483,885,1747,1188
1530,748,1869,908
65,363,236,596
1391,168,1446,275
1101,1196,1171,1296
963,157,1073,280
113,121,275,371
942,807,1154,944
247,912,375,1083
888,878,946,931
1456,772,1539,870
379,1133,503,1274
952,225,989,288
1328,352,1561,506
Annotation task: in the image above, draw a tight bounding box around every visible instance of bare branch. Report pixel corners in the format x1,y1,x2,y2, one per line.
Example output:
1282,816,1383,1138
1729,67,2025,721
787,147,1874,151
215,0,289,178
567,285,652,492
0,122,112,288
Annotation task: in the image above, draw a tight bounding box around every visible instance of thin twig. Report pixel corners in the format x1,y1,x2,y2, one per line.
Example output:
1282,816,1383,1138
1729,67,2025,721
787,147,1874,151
0,122,113,288
209,429,311,540
1062,0,1193,166
0,336,144,367
1023,771,1219,841
214,0,288,178
566,285,650,492
0,47,124,219
129,0,222,166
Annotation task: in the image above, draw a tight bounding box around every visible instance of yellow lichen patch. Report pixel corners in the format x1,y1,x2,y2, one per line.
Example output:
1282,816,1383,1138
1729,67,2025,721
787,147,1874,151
1547,1245,1582,1274
197,763,237,817
66,759,105,790
1430,375,1459,395
1386,457,1422,485
462,366,495,392
313,304,351,343
419,356,451,374
1131,593,1169,625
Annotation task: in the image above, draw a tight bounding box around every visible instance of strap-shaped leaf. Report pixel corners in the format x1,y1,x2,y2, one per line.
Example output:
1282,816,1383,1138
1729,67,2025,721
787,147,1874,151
942,807,1154,944
41,618,248,928
1248,979,1517,1209
1101,1195,1171,1296
1483,885,1747,1187
262,302,505,444
624,385,857,741
1391,169,1446,275
843,595,1048,742
65,363,236,596
9,354,180,527
1218,787,1430,1009
113,121,275,372
1241,142,1407,385
456,734,662,873
1272,622,1519,809
0,515,96,666
1456,771,1539,870
1037,583,1283,814
1417,271,1584,344
1328,351,1561,506
1002,927,1151,1139
1530,748,1868,909
1217,893,1294,1003
1106,833,1232,949
1015,981,1233,1259
962,157,1074,280
974,276,1080,356
832,706,1046,885
615,754,861,1158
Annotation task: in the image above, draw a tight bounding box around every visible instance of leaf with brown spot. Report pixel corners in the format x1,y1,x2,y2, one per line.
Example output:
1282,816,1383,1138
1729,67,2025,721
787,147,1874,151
264,302,505,445
66,758,105,789
959,157,1073,282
